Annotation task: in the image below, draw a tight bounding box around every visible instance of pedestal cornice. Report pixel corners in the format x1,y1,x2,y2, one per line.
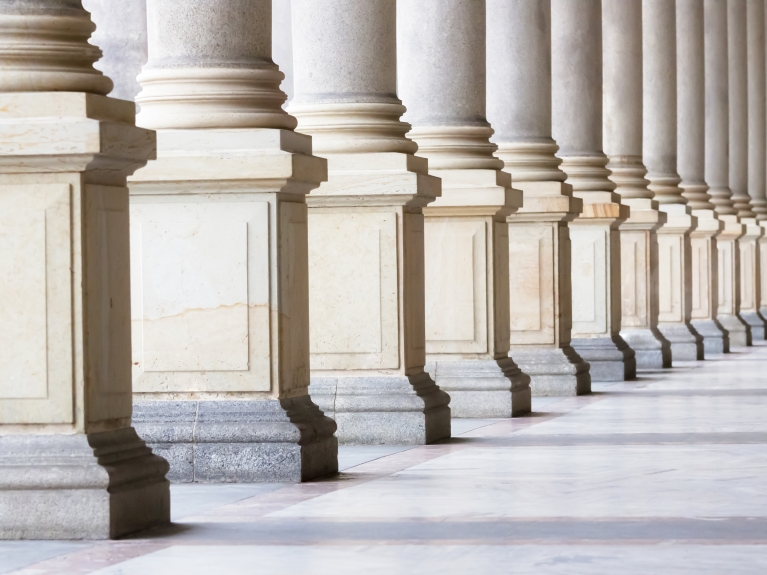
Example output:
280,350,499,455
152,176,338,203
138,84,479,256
422,168,520,218
657,203,698,235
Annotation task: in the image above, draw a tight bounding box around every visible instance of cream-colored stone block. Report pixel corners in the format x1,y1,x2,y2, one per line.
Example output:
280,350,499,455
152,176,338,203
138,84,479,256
658,233,685,324
425,219,488,353
571,226,611,337
509,224,555,345
691,237,713,320
130,201,271,393
129,129,324,399
309,211,399,369
621,231,650,328
718,240,737,316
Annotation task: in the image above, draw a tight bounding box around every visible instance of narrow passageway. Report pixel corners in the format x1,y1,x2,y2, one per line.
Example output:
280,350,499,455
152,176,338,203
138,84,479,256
5,346,767,574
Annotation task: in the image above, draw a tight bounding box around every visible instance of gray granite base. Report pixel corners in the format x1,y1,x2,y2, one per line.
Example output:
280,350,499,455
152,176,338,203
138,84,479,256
658,322,704,361
425,358,531,418
0,428,170,539
620,328,671,369
132,396,338,483
740,312,766,341
309,372,451,445
691,319,729,355
511,346,591,396
717,314,751,348
571,336,636,382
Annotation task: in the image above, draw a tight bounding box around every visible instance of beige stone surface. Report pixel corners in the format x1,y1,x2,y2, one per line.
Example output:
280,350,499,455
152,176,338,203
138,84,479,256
129,129,326,399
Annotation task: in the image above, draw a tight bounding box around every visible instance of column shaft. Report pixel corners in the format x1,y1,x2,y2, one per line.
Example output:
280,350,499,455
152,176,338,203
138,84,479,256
552,0,635,381
128,0,338,481
603,0,669,370
705,0,750,346
290,0,451,444
487,0,590,396
677,0,728,354
742,0,767,338
0,0,169,538
398,0,530,416
643,0,702,360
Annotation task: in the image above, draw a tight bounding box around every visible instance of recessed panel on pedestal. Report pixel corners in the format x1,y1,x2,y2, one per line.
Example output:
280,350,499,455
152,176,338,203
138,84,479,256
571,227,608,335
740,241,756,310
308,211,399,370
509,225,555,345
690,238,711,319
718,243,735,315
658,234,684,322
424,218,487,353
0,184,73,424
131,201,271,392
621,232,648,327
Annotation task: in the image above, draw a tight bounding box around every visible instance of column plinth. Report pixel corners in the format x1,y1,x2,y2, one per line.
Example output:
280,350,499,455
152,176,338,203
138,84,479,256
290,0,450,444
552,0,635,382
125,0,338,481
0,3,169,538
488,0,590,395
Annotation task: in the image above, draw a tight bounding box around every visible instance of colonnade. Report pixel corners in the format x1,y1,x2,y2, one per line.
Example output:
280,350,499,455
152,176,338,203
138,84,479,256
2,0,767,540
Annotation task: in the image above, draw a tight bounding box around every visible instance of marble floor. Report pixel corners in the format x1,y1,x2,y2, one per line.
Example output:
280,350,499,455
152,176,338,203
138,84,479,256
4,346,767,574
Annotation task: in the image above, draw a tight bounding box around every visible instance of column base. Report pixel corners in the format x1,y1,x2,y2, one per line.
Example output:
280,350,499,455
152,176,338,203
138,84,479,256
425,358,531,418
310,372,451,445
0,428,170,540
511,346,591,396
620,328,672,369
717,314,752,348
657,322,704,361
691,319,729,354
571,336,636,382
133,396,338,483
739,311,767,341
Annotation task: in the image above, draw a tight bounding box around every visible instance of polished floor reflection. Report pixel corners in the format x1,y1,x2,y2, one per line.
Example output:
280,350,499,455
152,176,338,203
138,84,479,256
4,346,767,574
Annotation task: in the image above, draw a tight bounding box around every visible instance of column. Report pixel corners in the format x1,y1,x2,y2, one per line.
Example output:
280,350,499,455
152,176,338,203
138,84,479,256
129,0,338,482
603,0,670,369
398,0,531,416
677,0,728,354
290,0,451,444
752,0,767,321
743,0,767,339
82,0,147,102
488,0,590,396
643,0,703,360
705,0,750,347
0,1,169,538
552,0,635,381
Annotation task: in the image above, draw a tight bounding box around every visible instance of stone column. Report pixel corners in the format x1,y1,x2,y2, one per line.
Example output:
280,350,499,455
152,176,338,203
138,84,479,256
487,0,590,396
552,0,635,381
82,0,147,102
398,0,530,416
753,0,767,321
602,0,670,369
643,0,703,360
742,0,767,339
677,0,728,354
128,0,338,482
0,0,169,538
290,0,451,444
705,0,750,347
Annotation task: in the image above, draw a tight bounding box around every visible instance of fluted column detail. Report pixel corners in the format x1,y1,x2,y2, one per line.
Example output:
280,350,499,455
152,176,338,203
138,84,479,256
290,0,450,444
397,0,531,416
552,0,635,382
